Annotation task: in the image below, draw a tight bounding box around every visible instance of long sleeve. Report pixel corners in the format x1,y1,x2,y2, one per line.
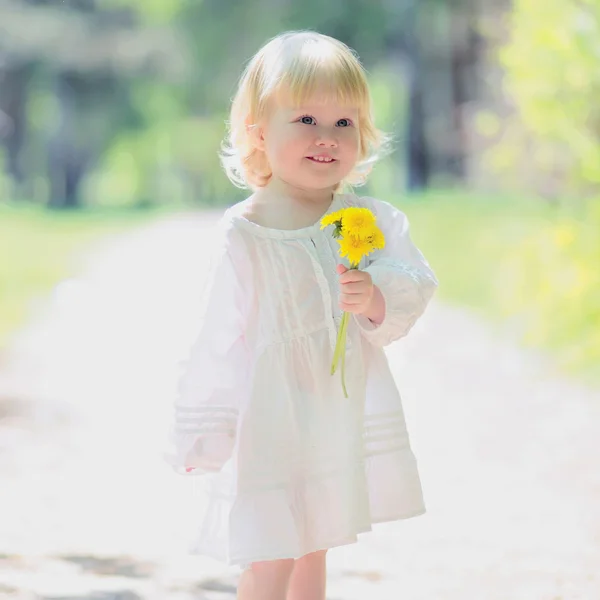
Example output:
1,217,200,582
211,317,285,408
353,197,438,347
163,224,252,476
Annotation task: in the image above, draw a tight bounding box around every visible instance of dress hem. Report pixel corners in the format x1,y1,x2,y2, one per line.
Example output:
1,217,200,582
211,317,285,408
191,506,427,568
232,534,362,570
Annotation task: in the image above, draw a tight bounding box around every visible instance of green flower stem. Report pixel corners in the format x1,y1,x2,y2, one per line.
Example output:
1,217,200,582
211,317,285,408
330,310,349,391
340,311,349,398
330,314,344,375
330,263,359,397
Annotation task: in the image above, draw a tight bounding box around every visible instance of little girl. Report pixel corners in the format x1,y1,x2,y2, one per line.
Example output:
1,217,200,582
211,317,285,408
164,30,438,600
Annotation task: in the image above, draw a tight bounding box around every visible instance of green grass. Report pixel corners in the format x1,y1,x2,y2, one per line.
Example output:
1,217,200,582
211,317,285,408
395,190,552,310
395,189,600,386
0,201,173,350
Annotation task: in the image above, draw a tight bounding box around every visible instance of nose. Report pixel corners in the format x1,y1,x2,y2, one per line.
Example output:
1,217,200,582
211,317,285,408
315,128,338,148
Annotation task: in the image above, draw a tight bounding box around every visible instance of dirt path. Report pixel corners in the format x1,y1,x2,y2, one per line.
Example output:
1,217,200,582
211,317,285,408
0,209,599,600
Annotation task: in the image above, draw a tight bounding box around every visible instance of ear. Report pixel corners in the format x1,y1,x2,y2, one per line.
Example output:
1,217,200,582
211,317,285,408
245,116,266,151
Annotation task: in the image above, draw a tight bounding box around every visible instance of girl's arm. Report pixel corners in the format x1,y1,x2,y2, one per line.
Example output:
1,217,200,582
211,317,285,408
163,225,251,476
353,197,438,347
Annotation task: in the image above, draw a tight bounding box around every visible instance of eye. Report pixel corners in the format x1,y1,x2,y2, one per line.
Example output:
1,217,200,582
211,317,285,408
299,115,315,125
337,118,352,127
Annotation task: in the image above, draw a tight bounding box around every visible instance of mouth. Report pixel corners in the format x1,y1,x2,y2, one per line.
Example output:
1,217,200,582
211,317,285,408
306,156,337,164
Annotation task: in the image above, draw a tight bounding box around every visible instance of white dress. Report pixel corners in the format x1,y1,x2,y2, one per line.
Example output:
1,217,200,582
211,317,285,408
163,191,438,567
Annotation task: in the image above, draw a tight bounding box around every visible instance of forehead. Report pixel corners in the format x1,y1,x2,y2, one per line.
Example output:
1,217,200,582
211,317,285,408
270,91,359,116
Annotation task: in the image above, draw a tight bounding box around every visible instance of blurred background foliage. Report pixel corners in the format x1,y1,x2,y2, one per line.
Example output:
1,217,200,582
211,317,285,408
0,0,598,382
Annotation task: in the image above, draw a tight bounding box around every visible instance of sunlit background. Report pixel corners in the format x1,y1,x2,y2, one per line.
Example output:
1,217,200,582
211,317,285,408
1,1,599,598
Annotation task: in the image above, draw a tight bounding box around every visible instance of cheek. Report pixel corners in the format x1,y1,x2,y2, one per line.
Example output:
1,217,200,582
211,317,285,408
267,129,305,161
342,129,360,156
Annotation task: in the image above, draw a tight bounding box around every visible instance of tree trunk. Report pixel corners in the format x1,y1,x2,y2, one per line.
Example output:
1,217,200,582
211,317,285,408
404,1,430,191
0,62,34,190
448,2,482,181
47,71,91,209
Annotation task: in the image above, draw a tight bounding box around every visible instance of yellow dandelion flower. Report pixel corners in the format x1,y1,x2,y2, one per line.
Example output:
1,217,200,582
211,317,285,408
337,233,375,266
367,226,385,250
341,207,377,238
320,210,344,229
319,204,386,399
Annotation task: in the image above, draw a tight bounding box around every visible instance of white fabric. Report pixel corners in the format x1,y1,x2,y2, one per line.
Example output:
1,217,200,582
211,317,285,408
163,192,439,566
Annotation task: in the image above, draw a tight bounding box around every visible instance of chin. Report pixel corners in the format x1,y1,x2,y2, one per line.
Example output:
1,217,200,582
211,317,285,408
307,178,342,190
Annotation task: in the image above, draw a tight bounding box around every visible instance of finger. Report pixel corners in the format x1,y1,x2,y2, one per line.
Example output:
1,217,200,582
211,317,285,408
336,264,348,275
340,293,363,305
339,301,364,313
340,281,367,294
340,269,369,284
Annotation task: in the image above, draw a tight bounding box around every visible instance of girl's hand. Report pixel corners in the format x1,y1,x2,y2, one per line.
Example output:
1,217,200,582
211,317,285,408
336,264,385,324
336,264,374,313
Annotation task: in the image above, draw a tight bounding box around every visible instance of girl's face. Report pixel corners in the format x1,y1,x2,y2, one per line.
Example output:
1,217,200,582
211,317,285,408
256,94,360,192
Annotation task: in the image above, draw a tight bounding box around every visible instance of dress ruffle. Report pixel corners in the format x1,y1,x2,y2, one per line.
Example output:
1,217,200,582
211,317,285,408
189,450,423,566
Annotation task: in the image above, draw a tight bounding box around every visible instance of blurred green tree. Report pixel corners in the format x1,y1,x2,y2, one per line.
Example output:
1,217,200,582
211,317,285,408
485,0,600,206
0,0,186,207
0,0,485,208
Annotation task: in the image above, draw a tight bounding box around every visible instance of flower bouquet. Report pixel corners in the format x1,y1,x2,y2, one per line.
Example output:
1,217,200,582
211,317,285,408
320,207,385,398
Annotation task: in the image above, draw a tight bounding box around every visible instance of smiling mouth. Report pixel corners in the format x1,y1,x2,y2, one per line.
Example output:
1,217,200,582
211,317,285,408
306,156,336,163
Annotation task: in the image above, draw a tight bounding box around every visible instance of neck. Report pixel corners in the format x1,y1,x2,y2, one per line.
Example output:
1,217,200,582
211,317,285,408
263,176,337,206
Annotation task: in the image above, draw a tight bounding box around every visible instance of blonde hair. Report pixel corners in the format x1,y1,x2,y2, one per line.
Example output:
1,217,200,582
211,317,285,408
219,30,390,191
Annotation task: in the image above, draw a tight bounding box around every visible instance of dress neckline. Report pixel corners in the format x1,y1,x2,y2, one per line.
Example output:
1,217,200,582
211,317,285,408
228,193,346,239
